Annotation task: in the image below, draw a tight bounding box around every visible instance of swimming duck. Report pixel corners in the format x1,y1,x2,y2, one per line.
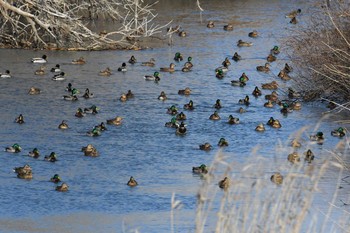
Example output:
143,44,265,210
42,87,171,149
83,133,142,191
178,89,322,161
75,108,85,118
266,117,275,126
331,127,346,137
238,107,247,113
184,100,194,110
66,83,73,92
291,102,302,110
84,105,99,114
216,69,225,79
174,52,183,62
304,149,315,163
31,55,47,63
44,152,57,162
213,99,222,109
284,63,293,73
165,117,179,128
120,94,127,102
291,139,301,148
193,164,208,174
72,57,86,65
144,71,160,81
310,132,324,144
290,17,297,24
15,114,24,124
82,88,94,99
50,64,61,73
272,119,282,128
238,95,250,106
86,127,102,137
50,174,61,183
222,57,231,67
167,105,178,115
117,62,127,72
81,144,99,157
184,57,193,69
160,63,175,72
128,55,137,64
248,30,258,38
278,70,291,81
218,177,230,189
127,176,138,187
52,72,65,81
280,103,293,114
99,67,112,76
125,90,134,99
199,143,212,151
286,9,301,18
28,87,41,95
287,152,300,164
267,54,277,62
231,80,246,87
256,63,270,72
176,122,187,135
182,66,191,72
232,52,242,62
264,100,274,108
56,183,69,192
270,172,283,185
107,116,123,126
270,46,280,55
239,72,249,82
63,88,79,101
142,58,156,67
58,120,69,129
218,138,228,147
288,88,301,99
215,64,228,73
228,115,239,124
158,91,167,101
265,91,279,102
237,39,253,47
178,87,191,95
207,21,215,28
28,148,40,158
255,123,265,132
5,143,22,153
14,164,32,179
252,86,262,97
223,24,233,31
178,30,187,37
176,112,187,121
0,70,11,78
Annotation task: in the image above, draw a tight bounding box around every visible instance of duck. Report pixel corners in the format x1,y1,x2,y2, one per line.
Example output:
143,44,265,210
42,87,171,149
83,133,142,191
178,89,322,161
144,71,160,81
207,21,215,28
14,164,32,179
223,24,233,31
56,183,69,192
255,123,265,132
231,79,246,87
95,122,107,131
167,105,178,115
178,30,187,37
86,127,102,137
288,88,301,99
286,9,301,18
120,94,127,102
28,148,40,158
215,64,229,73
290,16,297,24
266,117,275,126
232,52,242,62
310,132,324,144
58,120,69,129
165,117,179,128
256,63,270,72
81,144,99,157
239,72,249,82
66,83,73,92
238,107,246,113
125,90,134,99
252,86,262,97
50,174,61,183
262,81,278,90
142,58,156,67
270,172,283,185
264,100,274,108
304,149,315,163
270,46,280,55
28,87,41,95
176,122,187,135
15,114,25,124
218,138,229,147
248,30,258,38
99,67,112,76
84,105,99,114
44,152,57,162
291,139,301,148
127,176,138,187
272,119,282,128
184,100,194,110
265,91,279,102
287,152,300,164
5,143,22,153
192,164,208,174
75,108,85,118
291,102,302,110
160,63,175,72
176,112,187,121
237,39,253,47
216,69,225,79
284,63,293,73
199,143,212,151
158,91,167,101
178,87,191,95
218,177,230,189
82,88,94,99
72,57,86,65
34,66,45,75
331,127,346,137
238,95,250,106
174,52,183,62
106,116,123,126
128,55,137,64
0,70,11,78
31,55,47,63
184,57,193,69
213,99,222,109
228,115,239,124
63,88,79,101
50,64,61,73
52,72,65,81
222,57,231,67
278,69,291,81
117,62,127,72
280,103,293,114
182,65,191,72
267,54,277,62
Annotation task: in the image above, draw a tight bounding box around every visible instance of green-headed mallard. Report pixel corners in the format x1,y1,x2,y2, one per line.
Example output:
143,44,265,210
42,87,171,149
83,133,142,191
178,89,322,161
167,105,178,115
72,57,86,65
127,176,138,187
199,143,212,151
287,152,300,164
128,55,137,64
232,52,242,62
270,172,283,185
165,117,179,128
218,177,230,189
256,63,270,72
184,57,193,69
28,87,41,95
280,103,293,114
160,63,175,72
331,127,346,138
228,115,239,124
193,164,208,174
50,174,61,183
216,69,225,79
142,58,156,67
15,114,25,124
231,80,246,87
252,86,262,97
44,152,57,162
86,126,101,137
218,138,228,147
270,46,280,55
304,149,315,163
248,30,258,38
82,144,99,157
28,148,40,158
184,100,194,110
144,71,160,81
56,183,69,192
5,143,22,153
31,55,47,63
239,72,249,82
310,132,324,144
176,112,187,121
237,39,253,47
174,52,183,62
207,21,215,28
106,116,123,126
255,123,265,132
84,105,99,114
158,91,167,101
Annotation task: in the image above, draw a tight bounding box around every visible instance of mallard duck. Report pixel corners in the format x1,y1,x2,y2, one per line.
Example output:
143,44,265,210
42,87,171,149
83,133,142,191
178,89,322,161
215,64,229,73
284,63,293,73
266,117,275,126
144,71,160,81
267,54,276,62
231,80,246,87
50,64,61,73
174,52,183,62
165,117,179,128
117,62,127,72
86,127,101,137
223,24,233,31
75,108,85,118
304,149,315,163
160,63,175,72
176,122,187,135
176,112,187,121
82,88,94,99
222,57,231,67
125,90,134,99
167,105,178,115
15,114,25,124
248,30,258,38
28,148,40,158
287,152,300,164
50,174,61,183
34,66,45,75
238,95,250,106
238,107,246,113
5,143,22,153
218,177,230,189
66,83,73,92
216,69,225,79
232,52,242,62
239,73,249,82
270,46,280,55
199,143,212,151
288,88,301,99
0,70,11,78
255,123,265,132
272,119,282,128
193,164,208,174
291,139,301,148
81,144,99,157
31,55,47,63
58,120,69,129
270,172,283,185
182,66,191,72
280,103,293,114
286,9,301,18
106,116,123,126
178,87,191,95
237,39,253,47
331,127,346,137
228,115,239,124
213,99,222,109
72,57,86,65
56,183,69,192
158,91,167,101
291,102,302,110
142,58,156,67
252,86,262,97
184,100,194,110
99,67,112,76
256,63,270,72
84,105,99,114
265,91,279,102
128,55,137,64
207,21,215,28
14,164,32,179
44,152,57,162
63,89,79,101
290,16,297,24
218,138,228,147
28,87,41,95
264,100,274,108
120,94,127,102
127,176,138,187
310,132,324,144
52,72,65,81
278,70,291,81
178,30,187,37
95,122,107,131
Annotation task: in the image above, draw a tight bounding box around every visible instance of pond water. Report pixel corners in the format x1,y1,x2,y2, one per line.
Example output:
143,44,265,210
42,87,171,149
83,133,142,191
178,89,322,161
0,0,349,232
